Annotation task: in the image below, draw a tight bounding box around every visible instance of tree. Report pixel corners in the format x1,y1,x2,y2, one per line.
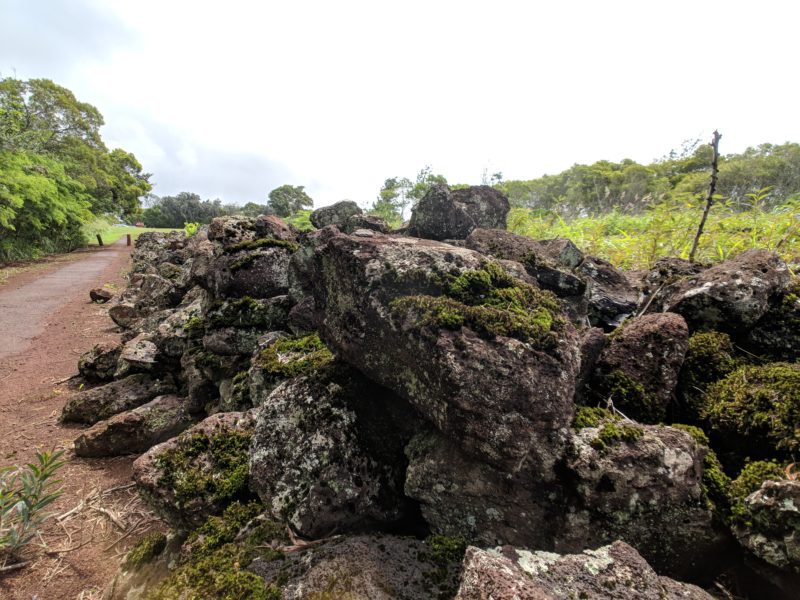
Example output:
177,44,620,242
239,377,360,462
375,167,447,221
267,185,313,217
239,202,273,217
141,192,229,228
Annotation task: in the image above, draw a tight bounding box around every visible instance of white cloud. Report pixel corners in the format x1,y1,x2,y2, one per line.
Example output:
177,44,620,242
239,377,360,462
2,0,799,207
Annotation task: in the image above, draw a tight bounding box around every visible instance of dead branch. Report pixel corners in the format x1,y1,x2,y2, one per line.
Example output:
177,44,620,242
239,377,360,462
689,130,722,262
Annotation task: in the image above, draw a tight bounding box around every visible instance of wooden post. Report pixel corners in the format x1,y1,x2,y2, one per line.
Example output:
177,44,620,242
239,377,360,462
127,234,132,246
96,234,104,247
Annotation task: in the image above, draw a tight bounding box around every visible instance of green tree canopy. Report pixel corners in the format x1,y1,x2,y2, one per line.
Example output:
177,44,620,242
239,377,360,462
267,184,313,217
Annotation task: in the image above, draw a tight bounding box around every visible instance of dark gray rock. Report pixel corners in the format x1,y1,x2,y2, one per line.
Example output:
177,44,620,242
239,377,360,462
310,200,362,229
661,249,791,333
249,367,420,538
577,256,639,329
61,374,176,425
202,327,260,356
249,535,463,600
734,480,800,574
74,395,195,457
408,185,510,241
202,247,292,299
90,287,114,303
341,214,392,235
78,341,122,382
455,541,714,600
745,279,800,362
563,423,720,578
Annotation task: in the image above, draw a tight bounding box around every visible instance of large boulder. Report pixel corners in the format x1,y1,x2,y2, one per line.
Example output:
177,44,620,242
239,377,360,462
61,374,176,425
660,249,791,333
745,279,800,361
455,541,714,600
249,366,420,538
132,411,256,530
310,200,362,229
297,230,581,473
587,313,689,422
734,480,800,574
408,185,510,241
404,431,558,549
248,534,464,599
202,245,294,299
74,395,195,457
564,422,720,578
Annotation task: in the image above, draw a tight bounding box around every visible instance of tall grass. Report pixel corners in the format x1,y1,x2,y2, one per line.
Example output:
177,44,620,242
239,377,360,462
508,195,799,270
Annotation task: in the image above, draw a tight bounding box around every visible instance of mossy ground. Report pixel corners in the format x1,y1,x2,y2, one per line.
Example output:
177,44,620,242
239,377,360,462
155,430,252,506
390,262,565,347
253,333,334,378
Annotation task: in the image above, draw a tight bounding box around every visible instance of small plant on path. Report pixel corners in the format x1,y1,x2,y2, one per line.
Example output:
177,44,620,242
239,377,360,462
1,449,66,569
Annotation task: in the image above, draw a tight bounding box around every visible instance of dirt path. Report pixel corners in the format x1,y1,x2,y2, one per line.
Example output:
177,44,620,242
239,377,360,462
0,241,162,600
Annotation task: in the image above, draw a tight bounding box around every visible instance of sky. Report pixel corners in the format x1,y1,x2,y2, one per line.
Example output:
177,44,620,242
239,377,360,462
2,0,799,209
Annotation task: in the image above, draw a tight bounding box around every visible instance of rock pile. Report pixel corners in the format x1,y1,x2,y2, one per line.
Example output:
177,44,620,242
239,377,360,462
66,185,798,599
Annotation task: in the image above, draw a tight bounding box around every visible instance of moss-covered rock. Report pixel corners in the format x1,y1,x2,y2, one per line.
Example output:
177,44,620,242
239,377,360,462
746,278,800,362
703,362,800,463
125,532,168,570
676,331,740,424
589,421,644,453
133,411,256,530
729,460,787,525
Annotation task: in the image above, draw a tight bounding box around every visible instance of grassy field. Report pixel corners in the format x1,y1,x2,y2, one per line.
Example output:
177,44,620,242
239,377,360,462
87,225,182,246
508,199,799,271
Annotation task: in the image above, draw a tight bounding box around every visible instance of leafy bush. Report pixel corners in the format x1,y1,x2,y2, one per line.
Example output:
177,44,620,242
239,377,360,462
184,222,200,237
0,449,66,560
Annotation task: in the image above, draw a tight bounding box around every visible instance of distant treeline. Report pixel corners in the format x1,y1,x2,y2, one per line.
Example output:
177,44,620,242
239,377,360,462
495,142,800,216
0,78,151,262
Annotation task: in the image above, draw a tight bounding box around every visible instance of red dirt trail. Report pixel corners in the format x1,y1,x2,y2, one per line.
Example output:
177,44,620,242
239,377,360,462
0,241,162,600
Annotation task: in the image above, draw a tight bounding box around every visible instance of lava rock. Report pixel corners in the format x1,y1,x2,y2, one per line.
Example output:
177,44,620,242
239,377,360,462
408,185,510,241
78,341,122,382
310,200,362,229
90,287,114,303
74,395,195,457
577,256,639,329
61,374,176,425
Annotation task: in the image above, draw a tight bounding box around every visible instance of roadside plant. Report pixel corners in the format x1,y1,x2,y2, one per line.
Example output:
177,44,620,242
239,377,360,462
184,222,200,237
1,449,66,562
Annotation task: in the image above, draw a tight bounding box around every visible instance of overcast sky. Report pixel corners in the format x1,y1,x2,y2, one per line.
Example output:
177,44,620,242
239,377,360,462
2,0,798,209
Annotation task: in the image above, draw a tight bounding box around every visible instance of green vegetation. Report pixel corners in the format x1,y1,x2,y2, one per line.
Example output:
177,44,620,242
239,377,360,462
729,460,786,525
147,502,286,600
590,422,644,453
391,262,565,347
267,184,313,218
591,369,663,423
253,334,334,378
207,297,288,329
155,431,252,506
572,406,616,429
0,78,151,262
1,449,66,561
420,535,469,599
677,332,740,424
370,166,448,224
85,221,180,246
125,532,167,569
703,363,800,458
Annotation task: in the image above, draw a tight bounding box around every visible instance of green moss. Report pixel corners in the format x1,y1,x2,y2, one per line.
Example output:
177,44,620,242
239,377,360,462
125,532,167,569
590,421,644,452
230,253,261,272
572,406,616,429
594,369,663,423
145,543,274,600
155,431,252,506
677,331,740,423
253,333,334,378
390,262,565,347
729,460,786,525
672,424,732,520
224,237,299,254
703,362,800,458
183,316,206,338
147,501,288,600
420,535,469,599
